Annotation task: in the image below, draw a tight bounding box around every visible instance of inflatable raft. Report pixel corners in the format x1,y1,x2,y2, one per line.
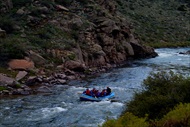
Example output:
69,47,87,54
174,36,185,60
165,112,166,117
80,92,115,101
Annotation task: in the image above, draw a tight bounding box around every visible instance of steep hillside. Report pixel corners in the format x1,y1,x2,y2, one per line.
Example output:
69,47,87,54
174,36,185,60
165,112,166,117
0,0,157,68
116,0,190,43
0,0,159,95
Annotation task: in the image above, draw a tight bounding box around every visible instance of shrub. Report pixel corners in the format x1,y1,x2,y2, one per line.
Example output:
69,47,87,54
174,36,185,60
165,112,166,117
157,103,190,127
0,16,15,34
0,67,17,77
0,37,26,63
126,71,190,119
0,86,7,91
102,112,148,127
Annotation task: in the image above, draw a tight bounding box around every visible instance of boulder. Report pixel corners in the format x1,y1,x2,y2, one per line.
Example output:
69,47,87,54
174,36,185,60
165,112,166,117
15,71,28,81
37,6,49,14
37,86,52,93
25,76,38,86
64,60,86,72
8,59,35,70
179,50,190,55
130,42,158,58
28,50,46,65
0,74,15,85
57,79,67,84
16,8,25,15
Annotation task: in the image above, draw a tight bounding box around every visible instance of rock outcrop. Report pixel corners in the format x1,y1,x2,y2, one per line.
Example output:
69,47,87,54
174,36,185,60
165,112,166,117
0,0,159,96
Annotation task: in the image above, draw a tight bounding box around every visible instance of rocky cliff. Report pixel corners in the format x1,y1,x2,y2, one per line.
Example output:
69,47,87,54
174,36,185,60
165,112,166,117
0,0,157,68
0,0,158,95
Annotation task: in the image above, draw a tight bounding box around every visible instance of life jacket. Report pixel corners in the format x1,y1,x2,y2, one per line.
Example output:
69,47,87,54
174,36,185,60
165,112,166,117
95,91,100,97
101,89,106,96
86,89,90,95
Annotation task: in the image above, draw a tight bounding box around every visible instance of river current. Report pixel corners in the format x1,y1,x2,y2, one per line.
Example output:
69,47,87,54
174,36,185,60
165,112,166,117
0,48,190,127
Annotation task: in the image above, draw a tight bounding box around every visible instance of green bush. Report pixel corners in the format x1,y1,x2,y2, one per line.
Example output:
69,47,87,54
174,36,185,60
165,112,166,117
0,37,26,63
0,16,15,34
102,112,148,127
157,103,190,127
0,86,7,91
126,71,190,119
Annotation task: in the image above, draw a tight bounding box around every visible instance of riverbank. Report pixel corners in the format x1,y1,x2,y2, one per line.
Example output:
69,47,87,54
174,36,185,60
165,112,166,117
0,58,134,96
145,41,190,48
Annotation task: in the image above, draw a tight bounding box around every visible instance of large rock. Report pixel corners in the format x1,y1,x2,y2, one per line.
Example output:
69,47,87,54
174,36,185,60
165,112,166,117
64,60,86,72
130,42,158,58
179,50,190,55
16,8,25,15
15,71,28,81
8,59,35,70
37,86,52,93
0,74,15,85
28,50,46,65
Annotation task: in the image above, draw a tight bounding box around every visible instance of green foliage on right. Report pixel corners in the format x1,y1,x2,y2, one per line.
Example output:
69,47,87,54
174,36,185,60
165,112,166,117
102,103,190,127
126,71,190,119
157,103,190,127
102,71,190,127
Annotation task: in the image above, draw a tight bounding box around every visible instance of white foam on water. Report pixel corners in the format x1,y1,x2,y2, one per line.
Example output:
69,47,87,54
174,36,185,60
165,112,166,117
41,107,67,118
158,52,172,57
111,86,129,91
69,86,85,90
27,107,67,121
111,102,124,107
4,107,10,110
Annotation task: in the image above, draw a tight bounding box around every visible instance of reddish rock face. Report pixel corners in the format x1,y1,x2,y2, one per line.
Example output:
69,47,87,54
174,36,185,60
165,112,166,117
8,59,35,70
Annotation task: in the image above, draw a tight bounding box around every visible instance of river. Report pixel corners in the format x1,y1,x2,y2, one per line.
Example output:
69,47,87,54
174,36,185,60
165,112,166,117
0,48,189,127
